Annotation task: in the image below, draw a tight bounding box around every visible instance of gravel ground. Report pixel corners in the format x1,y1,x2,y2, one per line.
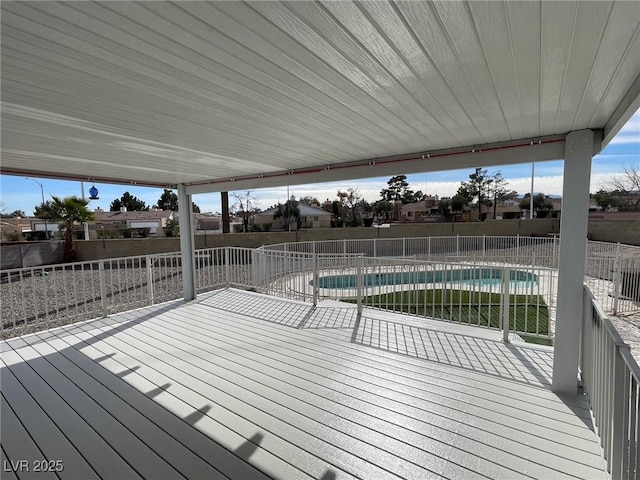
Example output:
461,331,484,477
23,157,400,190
609,313,640,363
1,263,251,340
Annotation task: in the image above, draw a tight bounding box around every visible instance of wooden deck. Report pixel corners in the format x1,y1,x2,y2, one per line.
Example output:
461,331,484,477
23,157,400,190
1,288,607,479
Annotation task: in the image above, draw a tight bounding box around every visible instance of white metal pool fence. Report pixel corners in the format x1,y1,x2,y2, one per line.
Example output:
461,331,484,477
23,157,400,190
260,235,640,315
253,250,554,340
1,236,638,338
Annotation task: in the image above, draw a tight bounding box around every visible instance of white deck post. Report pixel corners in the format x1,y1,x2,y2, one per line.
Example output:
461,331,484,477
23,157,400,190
177,183,197,301
552,130,595,395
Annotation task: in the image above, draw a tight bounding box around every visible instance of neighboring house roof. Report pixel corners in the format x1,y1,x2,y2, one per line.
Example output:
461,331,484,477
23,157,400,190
259,203,331,217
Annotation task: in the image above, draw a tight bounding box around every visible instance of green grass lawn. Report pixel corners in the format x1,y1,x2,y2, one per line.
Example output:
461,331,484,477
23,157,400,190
344,288,551,341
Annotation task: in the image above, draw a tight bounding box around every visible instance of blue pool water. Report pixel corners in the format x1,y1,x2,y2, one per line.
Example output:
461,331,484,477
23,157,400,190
314,268,537,289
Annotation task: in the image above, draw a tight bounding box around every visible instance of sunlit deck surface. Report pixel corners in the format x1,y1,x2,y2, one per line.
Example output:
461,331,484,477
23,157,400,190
1,288,607,480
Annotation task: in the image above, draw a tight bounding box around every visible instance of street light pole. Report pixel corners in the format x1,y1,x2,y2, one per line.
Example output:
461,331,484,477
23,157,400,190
530,162,535,220
26,177,49,239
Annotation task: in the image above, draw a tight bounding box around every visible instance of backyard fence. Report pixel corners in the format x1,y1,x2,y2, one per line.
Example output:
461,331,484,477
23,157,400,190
261,235,640,315
2,236,639,339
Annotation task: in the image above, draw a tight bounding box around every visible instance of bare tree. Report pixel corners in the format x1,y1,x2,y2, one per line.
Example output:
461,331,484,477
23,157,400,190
231,191,258,232
490,172,518,219
608,165,640,211
337,187,362,225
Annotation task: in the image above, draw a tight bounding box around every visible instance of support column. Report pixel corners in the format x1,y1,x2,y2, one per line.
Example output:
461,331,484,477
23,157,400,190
552,130,594,395
177,184,196,301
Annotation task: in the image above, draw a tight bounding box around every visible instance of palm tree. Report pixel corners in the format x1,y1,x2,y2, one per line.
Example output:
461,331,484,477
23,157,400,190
35,195,95,262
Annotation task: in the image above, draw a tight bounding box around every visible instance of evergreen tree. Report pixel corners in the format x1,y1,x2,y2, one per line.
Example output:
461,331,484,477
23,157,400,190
457,169,493,218
519,193,554,217
490,172,517,219
110,192,149,211
155,189,200,213
380,175,415,203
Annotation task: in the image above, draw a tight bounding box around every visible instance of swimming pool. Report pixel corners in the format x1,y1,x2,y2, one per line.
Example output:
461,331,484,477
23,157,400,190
313,268,537,289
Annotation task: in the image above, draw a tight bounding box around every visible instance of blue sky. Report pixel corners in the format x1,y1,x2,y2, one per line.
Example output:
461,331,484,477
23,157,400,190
1,110,638,215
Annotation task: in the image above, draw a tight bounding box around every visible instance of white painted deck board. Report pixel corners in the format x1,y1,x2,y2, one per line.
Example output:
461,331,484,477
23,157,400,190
52,324,318,480
151,306,605,475
1,391,59,480
93,315,489,479
66,319,397,480
29,337,269,480
1,289,608,480
126,309,598,479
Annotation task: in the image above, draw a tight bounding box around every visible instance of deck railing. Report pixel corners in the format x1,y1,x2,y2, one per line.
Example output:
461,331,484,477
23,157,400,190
260,236,640,315
582,285,639,479
2,236,638,338
251,249,554,340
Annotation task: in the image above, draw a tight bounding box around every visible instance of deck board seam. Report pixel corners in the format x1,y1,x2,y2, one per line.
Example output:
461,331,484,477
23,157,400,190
27,332,239,480
1,359,122,480
4,346,181,479
147,310,603,453
181,306,589,416
55,321,357,480
77,318,452,480
126,313,605,477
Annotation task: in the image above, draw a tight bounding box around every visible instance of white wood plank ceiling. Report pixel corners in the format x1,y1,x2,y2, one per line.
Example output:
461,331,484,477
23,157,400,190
1,1,639,192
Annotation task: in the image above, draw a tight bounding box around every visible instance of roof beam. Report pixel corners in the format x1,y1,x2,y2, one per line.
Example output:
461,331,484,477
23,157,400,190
186,134,573,195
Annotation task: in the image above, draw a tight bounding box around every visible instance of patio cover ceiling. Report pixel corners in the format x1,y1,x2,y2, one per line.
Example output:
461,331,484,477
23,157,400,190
1,1,639,194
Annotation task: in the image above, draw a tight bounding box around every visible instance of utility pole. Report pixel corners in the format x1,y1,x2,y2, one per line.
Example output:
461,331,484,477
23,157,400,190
26,177,49,239
530,162,535,219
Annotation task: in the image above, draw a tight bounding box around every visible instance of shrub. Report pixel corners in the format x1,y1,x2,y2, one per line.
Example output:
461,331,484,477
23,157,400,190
250,223,272,232
4,230,23,241
24,231,48,241
97,229,118,239
164,219,179,237
131,227,150,238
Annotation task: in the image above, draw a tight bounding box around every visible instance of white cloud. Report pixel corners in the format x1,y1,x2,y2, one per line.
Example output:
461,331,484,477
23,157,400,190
608,109,640,145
